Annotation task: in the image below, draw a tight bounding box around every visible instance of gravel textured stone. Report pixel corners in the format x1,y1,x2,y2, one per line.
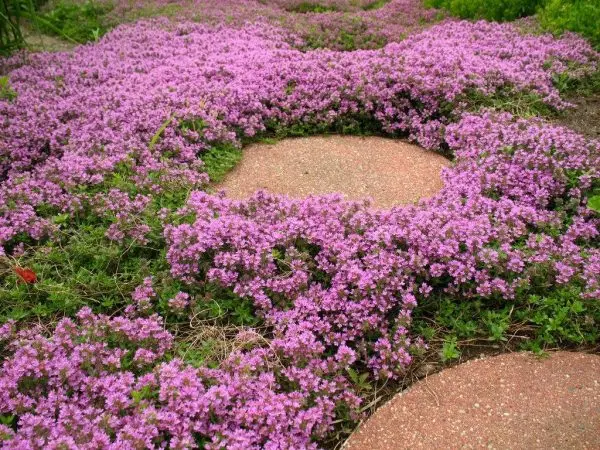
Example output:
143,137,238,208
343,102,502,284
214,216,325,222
345,352,600,450
216,135,450,208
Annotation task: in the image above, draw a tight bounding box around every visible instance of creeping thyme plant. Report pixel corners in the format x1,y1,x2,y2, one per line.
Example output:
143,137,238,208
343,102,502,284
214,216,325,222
0,0,599,448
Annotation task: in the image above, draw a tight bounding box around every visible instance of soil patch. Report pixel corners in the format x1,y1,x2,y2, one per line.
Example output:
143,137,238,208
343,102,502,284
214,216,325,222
23,28,76,53
555,94,600,139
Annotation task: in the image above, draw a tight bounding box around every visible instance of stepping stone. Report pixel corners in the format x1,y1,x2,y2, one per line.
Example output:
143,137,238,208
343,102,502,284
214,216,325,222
216,135,449,208
345,352,600,449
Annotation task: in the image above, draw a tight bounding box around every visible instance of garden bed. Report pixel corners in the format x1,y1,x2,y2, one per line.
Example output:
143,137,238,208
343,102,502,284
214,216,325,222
0,1,599,448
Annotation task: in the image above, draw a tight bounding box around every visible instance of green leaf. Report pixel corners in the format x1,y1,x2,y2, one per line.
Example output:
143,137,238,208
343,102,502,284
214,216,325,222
587,195,600,213
52,213,70,225
0,415,15,426
0,76,17,101
149,114,174,150
347,367,358,384
441,337,461,362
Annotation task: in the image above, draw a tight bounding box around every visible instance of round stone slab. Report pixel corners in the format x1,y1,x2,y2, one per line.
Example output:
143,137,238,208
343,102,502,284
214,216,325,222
345,352,600,449
216,135,450,209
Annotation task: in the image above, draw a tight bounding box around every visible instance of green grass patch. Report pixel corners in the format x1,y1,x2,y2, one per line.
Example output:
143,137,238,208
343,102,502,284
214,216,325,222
0,160,195,322
0,224,164,321
126,3,182,20
37,0,113,43
301,22,389,51
200,143,243,183
288,2,338,13
461,87,557,118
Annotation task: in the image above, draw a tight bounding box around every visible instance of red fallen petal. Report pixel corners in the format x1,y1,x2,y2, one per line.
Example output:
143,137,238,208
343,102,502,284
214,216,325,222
14,267,37,284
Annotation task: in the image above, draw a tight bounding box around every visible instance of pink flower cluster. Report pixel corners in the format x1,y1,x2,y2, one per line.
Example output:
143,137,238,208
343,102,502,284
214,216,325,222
166,112,599,383
110,0,439,50
131,276,157,312
1,19,597,249
92,189,152,243
270,0,386,10
0,9,599,448
166,192,418,379
0,309,357,448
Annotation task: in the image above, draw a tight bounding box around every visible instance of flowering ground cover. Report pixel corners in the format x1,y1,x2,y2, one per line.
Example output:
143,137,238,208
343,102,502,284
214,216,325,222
0,1,599,448
107,0,440,51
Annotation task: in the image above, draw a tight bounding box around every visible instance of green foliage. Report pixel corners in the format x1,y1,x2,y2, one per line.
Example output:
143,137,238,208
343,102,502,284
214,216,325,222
440,336,461,361
337,30,357,51
413,283,600,358
0,76,17,101
587,195,600,214
302,22,388,51
425,0,545,21
346,367,372,392
200,143,243,183
196,283,259,327
426,0,600,49
0,163,194,323
0,0,35,55
265,112,383,138
37,0,112,43
128,3,182,20
539,0,600,49
462,87,556,118
580,177,600,215
362,0,390,11
482,310,510,342
149,114,174,150
431,298,480,338
0,414,15,427
289,2,337,13
179,117,206,135
0,223,163,321
289,0,389,13
554,68,600,97
176,340,223,369
131,385,158,405
517,286,598,350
